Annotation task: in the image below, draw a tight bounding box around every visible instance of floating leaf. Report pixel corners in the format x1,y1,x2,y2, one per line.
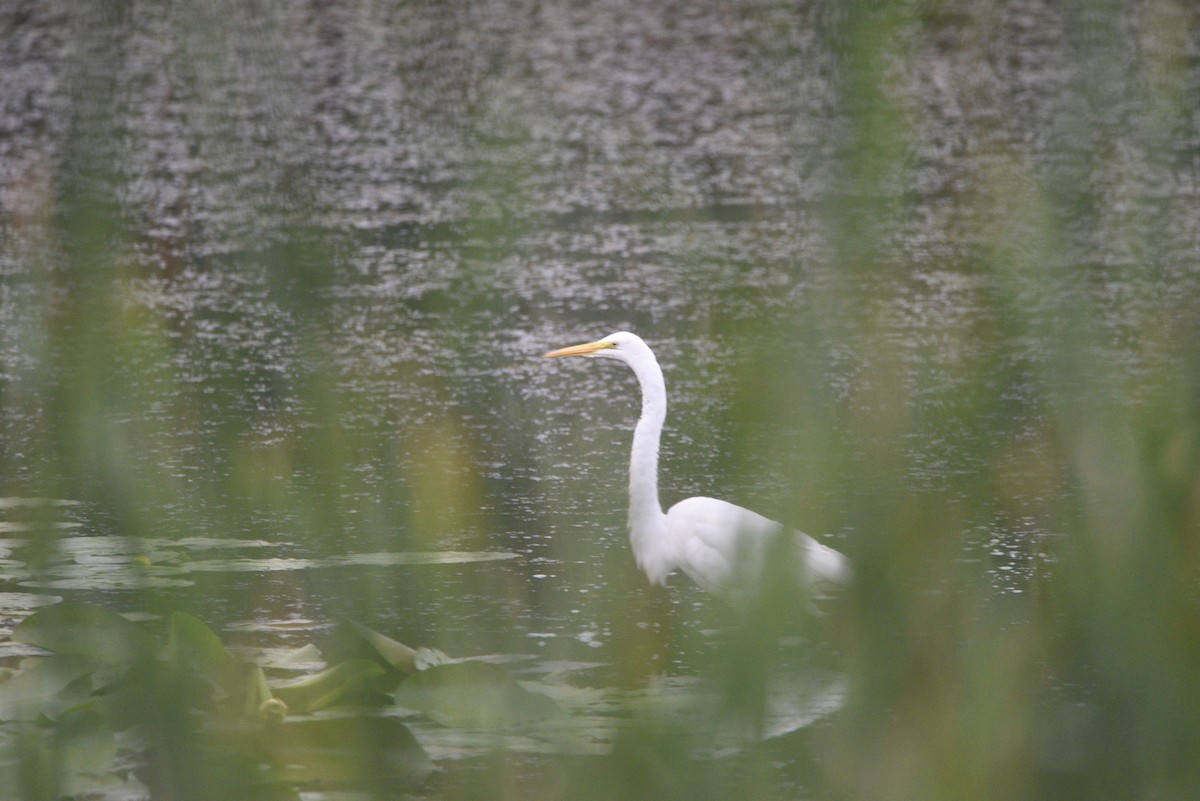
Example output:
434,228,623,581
0,592,62,613
0,641,59,661
13,603,156,664
0,497,80,509
0,521,81,533
236,643,325,672
54,707,118,795
271,659,389,714
225,617,326,634
333,550,521,567
169,536,278,550
19,556,194,591
184,550,520,574
20,576,194,591
167,611,238,689
183,557,321,573
0,655,98,722
265,716,432,787
394,661,562,728
0,710,117,801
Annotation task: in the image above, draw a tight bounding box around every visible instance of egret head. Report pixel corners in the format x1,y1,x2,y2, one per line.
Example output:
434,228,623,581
543,331,648,363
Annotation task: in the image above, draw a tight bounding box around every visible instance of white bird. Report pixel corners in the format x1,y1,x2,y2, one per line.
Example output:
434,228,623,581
544,331,849,597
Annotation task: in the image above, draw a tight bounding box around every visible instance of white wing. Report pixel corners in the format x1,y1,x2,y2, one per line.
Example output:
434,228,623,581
665,496,849,595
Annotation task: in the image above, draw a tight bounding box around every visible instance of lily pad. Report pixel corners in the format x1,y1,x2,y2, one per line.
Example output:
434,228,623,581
0,592,62,612
0,497,81,509
183,557,321,573
12,603,157,664
166,612,238,689
20,574,195,591
0,521,82,533
167,536,278,550
393,661,562,729
0,655,98,721
265,716,432,786
332,551,521,567
233,643,326,672
183,550,521,574
54,707,119,794
225,617,328,635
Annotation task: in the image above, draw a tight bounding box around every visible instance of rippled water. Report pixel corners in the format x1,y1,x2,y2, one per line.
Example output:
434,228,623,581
2,0,1199,722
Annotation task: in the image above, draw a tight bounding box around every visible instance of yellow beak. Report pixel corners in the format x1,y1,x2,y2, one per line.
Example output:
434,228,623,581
544,340,616,358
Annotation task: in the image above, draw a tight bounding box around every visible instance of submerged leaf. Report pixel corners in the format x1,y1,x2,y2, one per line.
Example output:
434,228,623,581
394,661,562,728
12,603,156,664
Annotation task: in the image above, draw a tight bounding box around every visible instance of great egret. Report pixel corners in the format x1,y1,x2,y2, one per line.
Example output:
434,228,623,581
544,331,849,596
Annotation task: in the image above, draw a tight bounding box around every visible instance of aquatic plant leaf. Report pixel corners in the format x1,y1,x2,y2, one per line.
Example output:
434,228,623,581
333,550,521,567
0,592,61,614
0,497,80,509
265,716,432,786
20,577,194,591
331,619,418,674
225,617,325,634
271,659,389,714
12,603,156,664
20,560,195,590
168,536,278,551
54,707,118,794
413,646,451,671
331,620,451,677
237,643,325,672
393,661,562,728
166,611,238,688
183,557,321,573
0,521,81,533
0,711,116,801
242,664,288,722
182,550,520,574
0,655,98,722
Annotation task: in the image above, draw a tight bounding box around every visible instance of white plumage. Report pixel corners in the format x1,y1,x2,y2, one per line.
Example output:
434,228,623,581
545,331,849,596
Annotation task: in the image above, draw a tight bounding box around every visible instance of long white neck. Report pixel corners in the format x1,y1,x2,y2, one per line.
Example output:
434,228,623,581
625,350,671,581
